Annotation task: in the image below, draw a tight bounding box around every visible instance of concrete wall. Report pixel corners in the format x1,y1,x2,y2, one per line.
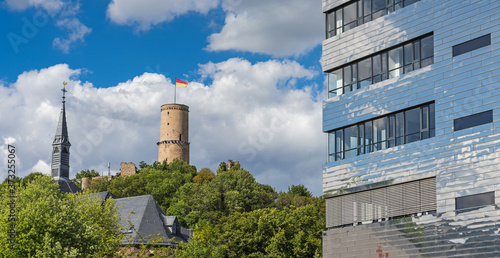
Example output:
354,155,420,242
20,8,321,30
322,0,500,256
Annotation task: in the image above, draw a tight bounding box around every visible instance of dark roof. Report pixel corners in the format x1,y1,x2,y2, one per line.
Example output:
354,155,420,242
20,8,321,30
54,177,80,193
114,195,189,245
90,191,114,205
53,102,70,145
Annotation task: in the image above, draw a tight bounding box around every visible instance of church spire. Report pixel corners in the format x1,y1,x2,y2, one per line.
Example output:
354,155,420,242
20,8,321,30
51,82,71,179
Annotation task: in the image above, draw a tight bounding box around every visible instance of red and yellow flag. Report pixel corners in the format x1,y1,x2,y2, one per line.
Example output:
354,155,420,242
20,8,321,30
175,78,188,87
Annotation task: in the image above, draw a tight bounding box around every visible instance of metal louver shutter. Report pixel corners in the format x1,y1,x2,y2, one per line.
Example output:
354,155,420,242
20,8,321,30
326,197,342,228
387,184,404,218
325,177,436,228
357,190,372,222
371,187,387,221
404,180,421,215
420,177,436,212
342,194,356,225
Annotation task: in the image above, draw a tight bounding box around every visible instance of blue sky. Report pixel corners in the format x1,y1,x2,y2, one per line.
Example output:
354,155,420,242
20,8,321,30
0,0,327,196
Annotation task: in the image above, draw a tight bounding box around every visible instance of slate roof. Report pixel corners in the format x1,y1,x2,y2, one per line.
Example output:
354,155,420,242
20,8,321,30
90,191,115,205
113,194,190,245
54,177,81,193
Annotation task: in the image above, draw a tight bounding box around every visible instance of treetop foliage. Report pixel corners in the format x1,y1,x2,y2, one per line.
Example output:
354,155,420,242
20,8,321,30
0,174,122,257
4,160,325,257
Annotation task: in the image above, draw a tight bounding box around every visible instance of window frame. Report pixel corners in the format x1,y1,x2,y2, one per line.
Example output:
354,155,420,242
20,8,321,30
327,33,433,98
456,192,495,210
328,102,435,161
452,34,491,57
325,0,421,38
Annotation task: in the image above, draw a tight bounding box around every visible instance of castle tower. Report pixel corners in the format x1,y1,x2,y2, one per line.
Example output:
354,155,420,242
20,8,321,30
157,104,189,164
51,82,80,193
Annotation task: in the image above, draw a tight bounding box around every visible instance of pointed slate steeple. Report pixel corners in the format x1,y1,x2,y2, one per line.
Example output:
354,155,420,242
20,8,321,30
51,82,80,193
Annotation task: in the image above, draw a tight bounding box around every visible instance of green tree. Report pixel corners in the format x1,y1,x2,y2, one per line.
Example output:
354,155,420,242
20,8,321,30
174,222,227,258
217,162,227,173
287,184,312,197
193,168,216,184
72,169,100,188
217,203,325,257
0,175,122,257
168,167,276,228
88,159,197,215
20,172,45,186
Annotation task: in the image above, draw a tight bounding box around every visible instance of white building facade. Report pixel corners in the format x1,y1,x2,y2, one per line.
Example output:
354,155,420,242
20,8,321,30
322,0,500,256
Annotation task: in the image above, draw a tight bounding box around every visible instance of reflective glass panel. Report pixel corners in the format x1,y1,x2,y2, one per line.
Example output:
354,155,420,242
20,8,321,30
405,107,420,143
421,35,433,60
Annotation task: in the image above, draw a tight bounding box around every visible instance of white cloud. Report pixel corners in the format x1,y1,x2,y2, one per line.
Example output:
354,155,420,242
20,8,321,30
0,60,325,196
30,160,51,175
53,18,92,53
106,0,219,31
207,0,324,57
105,0,323,57
4,0,91,53
4,0,64,15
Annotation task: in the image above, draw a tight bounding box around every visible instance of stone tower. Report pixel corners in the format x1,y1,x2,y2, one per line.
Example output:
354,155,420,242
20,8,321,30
157,104,189,164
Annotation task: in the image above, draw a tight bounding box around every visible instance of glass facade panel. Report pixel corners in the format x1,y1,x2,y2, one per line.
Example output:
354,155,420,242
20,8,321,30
326,33,433,99
358,124,365,155
344,125,358,159
328,133,335,162
365,121,373,153
429,103,435,137
421,35,433,60
328,69,343,98
454,110,493,131
336,130,343,160
405,107,420,143
358,58,372,88
327,12,336,38
325,0,421,39
344,3,357,33
388,47,403,78
373,0,386,11
373,117,387,150
328,103,434,161
336,9,343,35
452,34,491,57
396,112,404,145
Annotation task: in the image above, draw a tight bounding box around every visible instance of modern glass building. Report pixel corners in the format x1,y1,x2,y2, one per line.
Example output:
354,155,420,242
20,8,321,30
322,0,500,256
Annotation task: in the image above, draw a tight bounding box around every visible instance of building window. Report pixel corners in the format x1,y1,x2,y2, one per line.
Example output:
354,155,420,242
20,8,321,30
326,177,436,228
328,102,434,162
456,192,495,210
326,0,421,38
452,34,491,57
327,34,433,98
454,110,493,131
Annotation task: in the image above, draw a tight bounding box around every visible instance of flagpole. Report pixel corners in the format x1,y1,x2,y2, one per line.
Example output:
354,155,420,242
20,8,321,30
174,78,177,104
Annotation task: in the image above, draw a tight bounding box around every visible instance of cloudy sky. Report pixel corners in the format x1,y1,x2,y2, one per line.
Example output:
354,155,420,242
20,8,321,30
0,0,327,196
